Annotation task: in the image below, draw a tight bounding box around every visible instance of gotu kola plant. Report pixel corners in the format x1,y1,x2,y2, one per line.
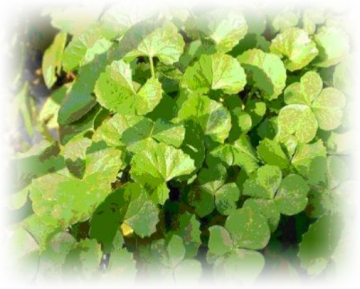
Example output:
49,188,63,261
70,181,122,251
6,3,354,286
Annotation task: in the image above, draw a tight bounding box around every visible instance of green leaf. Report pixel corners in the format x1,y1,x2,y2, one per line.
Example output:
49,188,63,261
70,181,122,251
314,26,350,67
42,32,67,88
243,165,282,199
278,104,318,143
311,88,346,131
208,225,233,257
103,248,137,281
298,214,343,275
274,174,310,216
172,212,201,258
270,28,318,71
284,71,323,105
292,140,327,177
243,199,280,233
212,249,265,285
271,11,299,32
58,54,107,125
256,138,289,169
215,183,240,216
238,48,287,100
245,99,267,128
196,9,248,53
124,21,185,65
130,142,195,204
62,28,112,72
94,60,163,115
39,85,69,129
225,207,270,250
100,4,152,39
30,146,123,228
176,94,231,144
182,53,246,95
121,117,185,152
37,232,76,282
122,183,159,238
167,235,186,268
232,135,259,174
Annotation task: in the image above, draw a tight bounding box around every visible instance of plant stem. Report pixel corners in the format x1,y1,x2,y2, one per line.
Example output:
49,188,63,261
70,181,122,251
149,56,155,78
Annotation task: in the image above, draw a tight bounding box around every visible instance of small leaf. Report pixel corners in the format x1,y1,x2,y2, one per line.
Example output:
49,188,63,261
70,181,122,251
312,88,346,131
243,199,280,233
243,165,282,199
212,249,265,285
257,138,289,169
278,104,318,143
225,207,270,250
208,225,233,257
275,174,309,216
167,235,186,268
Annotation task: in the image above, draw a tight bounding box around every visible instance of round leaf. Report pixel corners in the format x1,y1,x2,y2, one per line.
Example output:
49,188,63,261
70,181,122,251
238,49,287,100
225,207,270,250
275,174,310,216
270,28,318,71
278,104,318,143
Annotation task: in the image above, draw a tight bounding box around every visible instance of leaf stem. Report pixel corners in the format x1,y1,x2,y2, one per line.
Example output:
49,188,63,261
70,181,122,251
149,56,155,78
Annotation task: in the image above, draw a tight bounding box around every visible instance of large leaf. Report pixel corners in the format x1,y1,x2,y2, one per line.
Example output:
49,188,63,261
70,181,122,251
130,142,195,204
182,53,246,95
314,26,350,67
124,21,185,64
298,214,343,275
196,8,248,53
58,54,107,125
270,28,318,71
62,27,112,72
42,31,67,88
238,49,287,100
94,60,162,115
30,146,123,228
176,94,231,144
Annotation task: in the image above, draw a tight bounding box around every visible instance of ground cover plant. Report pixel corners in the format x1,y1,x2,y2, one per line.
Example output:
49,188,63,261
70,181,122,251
5,3,355,286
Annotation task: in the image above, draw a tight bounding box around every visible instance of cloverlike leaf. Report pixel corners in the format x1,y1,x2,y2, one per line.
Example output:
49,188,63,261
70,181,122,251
243,165,282,199
278,71,346,143
225,207,270,250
